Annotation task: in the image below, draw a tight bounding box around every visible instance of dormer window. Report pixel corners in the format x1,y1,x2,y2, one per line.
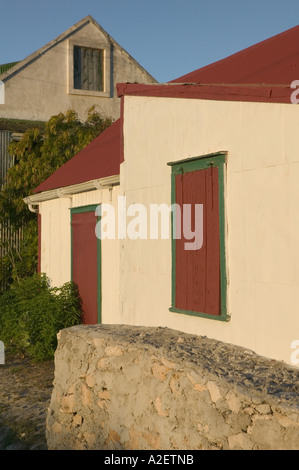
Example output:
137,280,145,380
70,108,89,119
68,39,110,97
73,46,104,92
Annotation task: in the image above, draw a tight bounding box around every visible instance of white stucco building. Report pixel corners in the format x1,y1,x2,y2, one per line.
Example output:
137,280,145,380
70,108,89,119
25,24,299,366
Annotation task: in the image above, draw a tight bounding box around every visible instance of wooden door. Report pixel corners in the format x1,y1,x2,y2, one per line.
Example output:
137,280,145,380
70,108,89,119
71,205,101,324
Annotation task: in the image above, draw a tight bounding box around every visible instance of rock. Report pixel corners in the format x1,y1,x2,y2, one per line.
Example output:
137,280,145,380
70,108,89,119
46,325,299,450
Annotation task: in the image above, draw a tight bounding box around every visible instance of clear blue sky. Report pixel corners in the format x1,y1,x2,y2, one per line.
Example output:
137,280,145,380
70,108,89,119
1,0,299,82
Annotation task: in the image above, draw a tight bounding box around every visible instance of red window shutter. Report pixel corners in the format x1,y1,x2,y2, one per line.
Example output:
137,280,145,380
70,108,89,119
72,211,99,324
175,166,221,315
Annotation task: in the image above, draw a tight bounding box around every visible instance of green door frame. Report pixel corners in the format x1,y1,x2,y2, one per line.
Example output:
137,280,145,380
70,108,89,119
167,152,228,322
70,204,101,324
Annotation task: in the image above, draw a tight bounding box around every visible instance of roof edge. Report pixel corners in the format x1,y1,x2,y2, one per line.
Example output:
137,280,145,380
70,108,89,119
25,174,120,204
0,117,45,132
117,82,293,104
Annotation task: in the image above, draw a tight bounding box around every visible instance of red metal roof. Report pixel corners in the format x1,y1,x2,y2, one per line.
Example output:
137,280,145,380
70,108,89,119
34,119,121,193
171,24,299,86
118,24,299,104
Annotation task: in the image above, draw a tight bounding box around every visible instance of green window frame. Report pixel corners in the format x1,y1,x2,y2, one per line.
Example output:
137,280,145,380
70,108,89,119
167,152,228,322
70,204,101,324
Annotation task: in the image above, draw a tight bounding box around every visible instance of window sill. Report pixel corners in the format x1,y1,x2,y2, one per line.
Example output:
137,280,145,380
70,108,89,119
169,306,230,322
68,88,110,98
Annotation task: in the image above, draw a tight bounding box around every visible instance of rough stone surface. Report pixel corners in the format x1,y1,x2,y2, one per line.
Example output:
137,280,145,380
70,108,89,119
47,325,299,450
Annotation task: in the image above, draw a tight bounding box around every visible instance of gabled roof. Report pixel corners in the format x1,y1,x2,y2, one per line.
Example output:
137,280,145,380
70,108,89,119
33,119,121,194
0,15,156,83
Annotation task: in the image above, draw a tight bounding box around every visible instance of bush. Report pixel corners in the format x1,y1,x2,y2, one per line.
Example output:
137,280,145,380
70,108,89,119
0,274,82,361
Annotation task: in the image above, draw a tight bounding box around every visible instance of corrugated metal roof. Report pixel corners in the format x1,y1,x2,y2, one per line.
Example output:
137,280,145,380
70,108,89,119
117,82,291,104
33,119,121,193
170,24,299,85
0,62,19,75
0,118,45,133
118,24,299,105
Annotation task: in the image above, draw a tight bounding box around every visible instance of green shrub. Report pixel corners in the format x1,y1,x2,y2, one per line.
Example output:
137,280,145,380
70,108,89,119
0,274,82,361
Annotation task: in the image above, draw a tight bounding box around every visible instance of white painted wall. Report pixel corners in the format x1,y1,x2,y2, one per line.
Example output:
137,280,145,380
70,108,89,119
39,95,299,365
40,197,72,287
120,95,299,366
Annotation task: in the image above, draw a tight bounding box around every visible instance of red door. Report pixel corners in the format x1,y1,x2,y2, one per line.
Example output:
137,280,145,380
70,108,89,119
71,206,100,324
175,167,220,316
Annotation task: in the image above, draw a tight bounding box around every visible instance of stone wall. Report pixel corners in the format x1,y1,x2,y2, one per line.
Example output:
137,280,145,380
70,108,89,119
46,325,299,450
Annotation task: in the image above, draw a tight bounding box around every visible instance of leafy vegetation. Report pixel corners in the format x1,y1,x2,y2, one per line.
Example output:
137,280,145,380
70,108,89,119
0,274,82,362
0,107,112,289
0,108,111,360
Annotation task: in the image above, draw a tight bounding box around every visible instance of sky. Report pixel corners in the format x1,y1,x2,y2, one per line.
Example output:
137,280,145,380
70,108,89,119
1,0,299,83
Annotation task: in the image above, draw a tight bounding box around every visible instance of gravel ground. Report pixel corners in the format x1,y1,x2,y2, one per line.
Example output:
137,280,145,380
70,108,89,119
0,352,54,450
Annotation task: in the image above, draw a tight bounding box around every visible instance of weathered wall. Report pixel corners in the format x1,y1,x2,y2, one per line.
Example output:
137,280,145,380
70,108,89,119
0,21,156,122
47,325,299,450
120,96,299,365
